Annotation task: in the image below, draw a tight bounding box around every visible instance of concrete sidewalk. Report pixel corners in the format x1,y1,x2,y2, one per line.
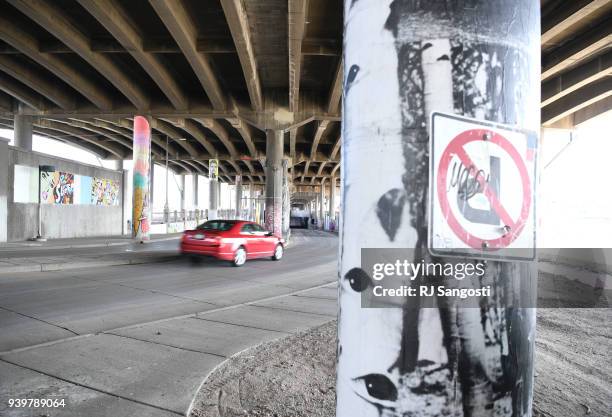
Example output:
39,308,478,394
0,233,181,251
0,234,182,274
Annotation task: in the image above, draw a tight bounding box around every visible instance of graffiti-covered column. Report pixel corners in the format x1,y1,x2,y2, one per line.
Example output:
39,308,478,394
338,1,539,417
209,159,219,220
281,160,291,240
264,130,283,237
132,116,151,241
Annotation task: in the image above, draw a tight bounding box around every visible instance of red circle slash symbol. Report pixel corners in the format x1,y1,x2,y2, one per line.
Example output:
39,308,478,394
437,129,531,250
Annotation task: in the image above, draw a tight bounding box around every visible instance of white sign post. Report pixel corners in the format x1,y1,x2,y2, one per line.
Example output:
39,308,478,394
429,112,537,261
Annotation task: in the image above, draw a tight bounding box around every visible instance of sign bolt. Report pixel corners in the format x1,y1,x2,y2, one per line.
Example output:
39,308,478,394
482,132,491,141
503,225,512,235
482,241,489,249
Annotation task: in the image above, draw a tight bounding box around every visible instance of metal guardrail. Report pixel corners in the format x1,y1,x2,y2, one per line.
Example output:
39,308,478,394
150,208,259,225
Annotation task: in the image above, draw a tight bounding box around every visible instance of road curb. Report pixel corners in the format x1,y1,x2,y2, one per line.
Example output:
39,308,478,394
0,255,181,275
0,235,181,253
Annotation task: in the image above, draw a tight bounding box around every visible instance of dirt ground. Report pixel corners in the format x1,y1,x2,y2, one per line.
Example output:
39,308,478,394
190,309,611,417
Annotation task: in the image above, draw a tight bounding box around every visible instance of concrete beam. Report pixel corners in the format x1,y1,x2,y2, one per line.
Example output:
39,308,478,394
77,0,189,110
288,0,307,112
310,120,329,159
330,133,341,160
542,16,611,80
331,162,340,176
0,37,237,54
161,118,218,156
220,0,263,112
546,95,612,129
62,118,136,155
0,73,47,110
0,55,76,109
327,59,342,114
149,118,199,158
110,117,182,157
30,126,110,158
542,76,612,125
195,118,239,158
8,0,149,108
34,118,127,158
311,161,326,184
541,50,612,107
289,128,297,160
301,160,310,183
227,117,257,158
0,92,13,112
0,15,113,110
150,0,226,110
195,38,237,54
302,43,340,56
243,160,256,176
294,151,339,164
542,0,612,48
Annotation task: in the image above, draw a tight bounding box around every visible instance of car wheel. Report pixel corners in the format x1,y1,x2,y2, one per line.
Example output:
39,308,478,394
232,246,247,267
272,244,283,261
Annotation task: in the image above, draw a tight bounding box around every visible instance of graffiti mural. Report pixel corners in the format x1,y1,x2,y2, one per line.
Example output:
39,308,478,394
337,1,539,416
92,177,120,206
132,116,151,240
40,171,74,204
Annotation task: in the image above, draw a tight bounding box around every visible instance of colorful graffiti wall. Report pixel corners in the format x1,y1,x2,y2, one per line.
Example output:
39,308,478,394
38,170,119,206
92,177,120,206
40,171,74,204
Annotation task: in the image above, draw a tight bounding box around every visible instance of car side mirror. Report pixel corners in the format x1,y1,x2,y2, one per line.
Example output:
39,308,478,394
265,231,273,237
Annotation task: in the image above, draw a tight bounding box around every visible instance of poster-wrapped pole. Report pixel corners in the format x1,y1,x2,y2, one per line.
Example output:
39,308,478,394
132,116,151,242
337,1,540,416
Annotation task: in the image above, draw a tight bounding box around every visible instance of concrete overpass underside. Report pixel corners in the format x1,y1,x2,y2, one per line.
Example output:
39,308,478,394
0,0,609,186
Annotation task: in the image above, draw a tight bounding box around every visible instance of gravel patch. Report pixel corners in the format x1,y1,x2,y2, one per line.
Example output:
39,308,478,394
190,309,610,417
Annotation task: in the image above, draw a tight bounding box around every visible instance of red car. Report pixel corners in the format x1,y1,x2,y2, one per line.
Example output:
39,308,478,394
180,220,284,266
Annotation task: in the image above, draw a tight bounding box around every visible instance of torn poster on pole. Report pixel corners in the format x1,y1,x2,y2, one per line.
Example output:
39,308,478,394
429,112,537,261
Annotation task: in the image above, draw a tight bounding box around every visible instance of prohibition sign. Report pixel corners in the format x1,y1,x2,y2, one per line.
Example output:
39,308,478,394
437,129,531,250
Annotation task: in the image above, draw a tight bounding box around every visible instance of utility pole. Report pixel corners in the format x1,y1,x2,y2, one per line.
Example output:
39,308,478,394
164,135,169,224
337,1,539,416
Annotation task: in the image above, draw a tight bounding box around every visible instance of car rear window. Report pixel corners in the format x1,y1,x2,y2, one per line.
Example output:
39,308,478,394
197,221,235,231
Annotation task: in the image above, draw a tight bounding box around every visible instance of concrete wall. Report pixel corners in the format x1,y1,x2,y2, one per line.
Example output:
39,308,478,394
7,146,124,241
0,138,9,242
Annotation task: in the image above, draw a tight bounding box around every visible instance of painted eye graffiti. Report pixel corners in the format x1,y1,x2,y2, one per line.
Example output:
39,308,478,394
355,373,398,402
344,267,372,292
376,188,406,241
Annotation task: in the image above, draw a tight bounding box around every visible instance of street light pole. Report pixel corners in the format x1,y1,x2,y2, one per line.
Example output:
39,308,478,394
164,135,169,223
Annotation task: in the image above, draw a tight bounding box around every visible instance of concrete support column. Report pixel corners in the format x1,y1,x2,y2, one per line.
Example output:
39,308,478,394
149,162,155,213
329,175,336,222
209,161,219,220
337,1,539,416
179,174,185,221
14,114,32,151
193,174,199,207
319,180,325,230
132,116,151,241
0,138,9,242
281,160,290,239
235,175,242,218
264,130,283,236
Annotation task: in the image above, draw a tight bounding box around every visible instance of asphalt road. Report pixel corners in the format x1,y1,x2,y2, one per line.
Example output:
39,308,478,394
0,229,338,417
